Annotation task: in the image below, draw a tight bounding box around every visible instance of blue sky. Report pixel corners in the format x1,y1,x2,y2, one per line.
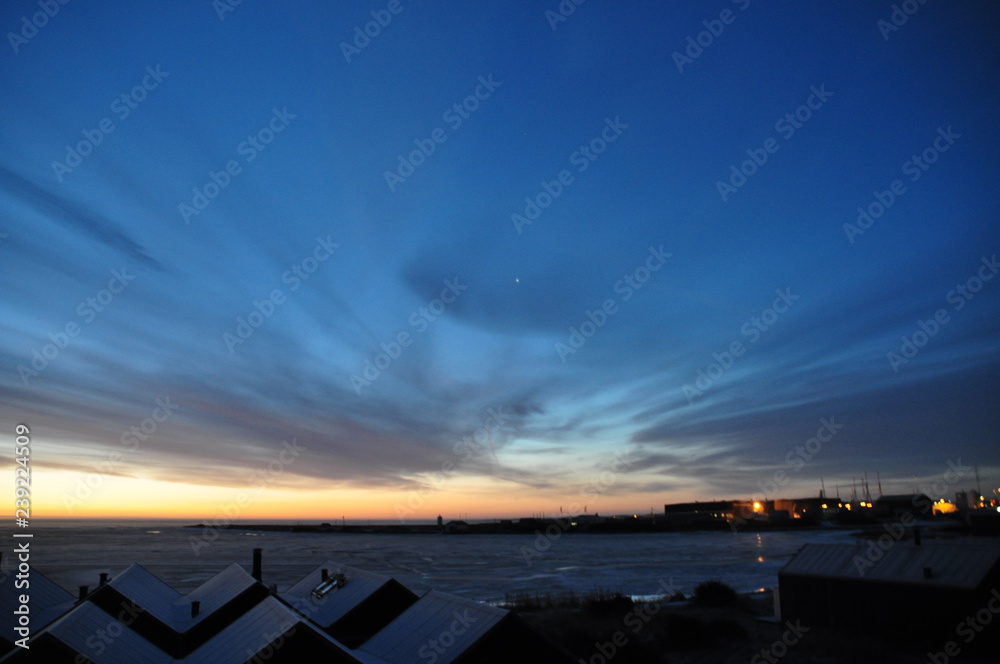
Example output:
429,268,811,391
2,1,999,518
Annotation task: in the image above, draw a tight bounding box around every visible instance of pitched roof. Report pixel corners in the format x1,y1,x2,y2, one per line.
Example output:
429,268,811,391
104,562,261,632
280,561,398,627
0,567,75,643
359,591,507,664
106,564,182,625
182,563,257,627
4,559,571,663
187,596,375,664
780,540,1000,590
184,596,301,663
42,602,172,664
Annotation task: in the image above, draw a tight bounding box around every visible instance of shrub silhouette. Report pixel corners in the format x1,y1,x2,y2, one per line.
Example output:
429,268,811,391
692,580,737,606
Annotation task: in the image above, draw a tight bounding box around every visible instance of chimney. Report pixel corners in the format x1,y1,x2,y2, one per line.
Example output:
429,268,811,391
191,601,201,618
78,585,89,601
913,527,922,546
99,573,109,586
321,569,329,581
923,567,933,579
252,548,263,582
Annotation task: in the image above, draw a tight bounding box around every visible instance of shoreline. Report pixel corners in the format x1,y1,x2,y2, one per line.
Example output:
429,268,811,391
183,515,990,537
184,521,821,535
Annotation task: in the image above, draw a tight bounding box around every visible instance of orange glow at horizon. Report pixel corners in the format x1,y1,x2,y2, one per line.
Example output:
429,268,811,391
17,465,693,522
12,460,854,522
23,468,497,520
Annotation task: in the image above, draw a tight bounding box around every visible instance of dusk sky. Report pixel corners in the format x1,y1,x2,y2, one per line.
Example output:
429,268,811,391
2,1,998,520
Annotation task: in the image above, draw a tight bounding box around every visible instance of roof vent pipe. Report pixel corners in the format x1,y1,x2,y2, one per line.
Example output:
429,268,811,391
252,548,263,582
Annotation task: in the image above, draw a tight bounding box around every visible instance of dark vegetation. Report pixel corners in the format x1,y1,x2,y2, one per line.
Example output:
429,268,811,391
511,582,994,663
511,584,754,663
692,579,738,607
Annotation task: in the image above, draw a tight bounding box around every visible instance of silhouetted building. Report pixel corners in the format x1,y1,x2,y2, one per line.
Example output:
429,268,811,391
445,520,470,534
773,497,831,523
778,539,1000,650
873,493,932,519
662,500,733,527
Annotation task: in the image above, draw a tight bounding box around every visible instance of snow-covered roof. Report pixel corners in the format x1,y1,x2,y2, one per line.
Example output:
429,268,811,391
2,559,565,663
781,539,1000,589
187,596,378,664
0,566,75,643
106,564,182,625
359,591,507,664
105,562,260,631
43,602,172,664
181,562,257,627
280,560,403,627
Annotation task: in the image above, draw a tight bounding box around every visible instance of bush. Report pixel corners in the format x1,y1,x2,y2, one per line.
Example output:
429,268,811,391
692,580,737,607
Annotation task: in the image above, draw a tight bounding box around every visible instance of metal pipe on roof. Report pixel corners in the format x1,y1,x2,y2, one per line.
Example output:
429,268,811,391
252,548,262,582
